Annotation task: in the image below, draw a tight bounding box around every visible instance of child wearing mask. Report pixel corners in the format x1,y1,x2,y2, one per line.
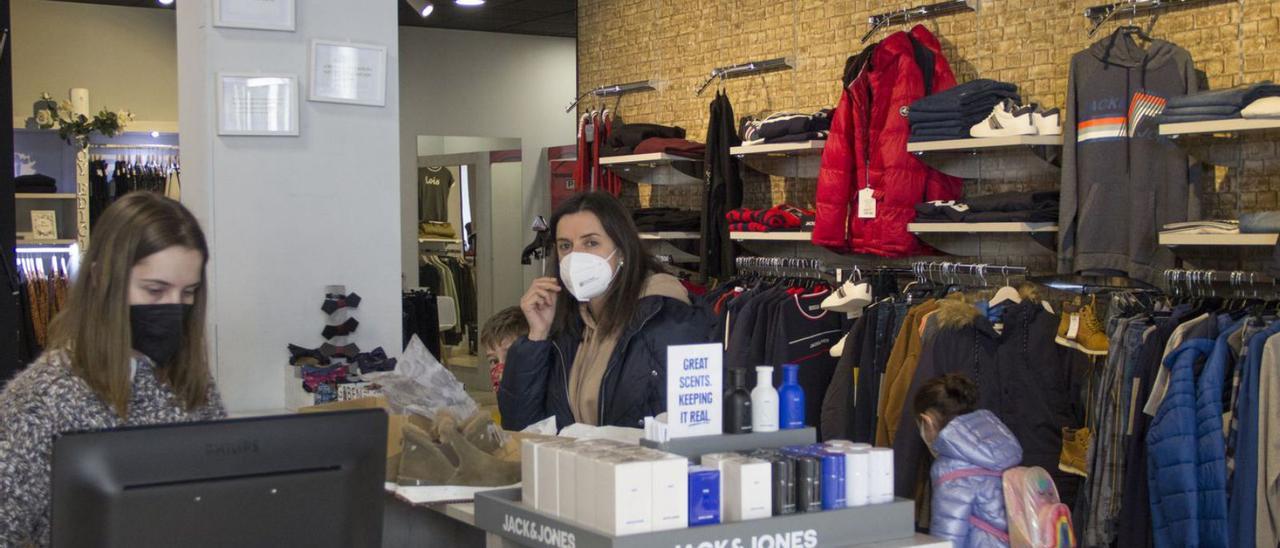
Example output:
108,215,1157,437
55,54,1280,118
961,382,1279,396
914,374,1022,548
479,306,528,394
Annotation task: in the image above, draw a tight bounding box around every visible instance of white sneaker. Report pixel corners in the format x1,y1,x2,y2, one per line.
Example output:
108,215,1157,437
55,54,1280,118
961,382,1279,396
821,280,871,315
1033,106,1062,135
970,99,1036,138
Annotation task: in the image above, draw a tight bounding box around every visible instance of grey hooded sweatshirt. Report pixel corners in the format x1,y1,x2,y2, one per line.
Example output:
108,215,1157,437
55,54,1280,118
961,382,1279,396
1058,32,1202,282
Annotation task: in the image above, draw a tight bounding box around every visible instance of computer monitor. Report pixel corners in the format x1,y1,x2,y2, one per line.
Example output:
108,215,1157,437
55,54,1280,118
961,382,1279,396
51,408,387,548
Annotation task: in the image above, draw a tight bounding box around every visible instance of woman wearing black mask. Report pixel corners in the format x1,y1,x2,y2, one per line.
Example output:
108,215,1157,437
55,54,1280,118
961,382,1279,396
0,192,224,547
498,192,711,431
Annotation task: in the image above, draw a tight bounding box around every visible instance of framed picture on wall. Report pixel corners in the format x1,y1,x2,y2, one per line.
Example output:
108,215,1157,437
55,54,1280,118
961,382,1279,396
216,73,300,137
30,211,57,240
213,0,296,32
308,40,388,107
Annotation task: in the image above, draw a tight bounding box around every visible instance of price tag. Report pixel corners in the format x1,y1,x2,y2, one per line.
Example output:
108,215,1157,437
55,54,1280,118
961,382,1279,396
857,188,876,219
1066,314,1080,339
584,122,595,143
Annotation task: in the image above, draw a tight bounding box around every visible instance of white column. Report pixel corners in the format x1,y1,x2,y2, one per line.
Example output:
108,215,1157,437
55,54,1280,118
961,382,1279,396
177,1,401,413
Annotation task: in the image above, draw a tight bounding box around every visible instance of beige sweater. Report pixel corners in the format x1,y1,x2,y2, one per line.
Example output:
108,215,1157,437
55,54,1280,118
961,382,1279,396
568,273,689,425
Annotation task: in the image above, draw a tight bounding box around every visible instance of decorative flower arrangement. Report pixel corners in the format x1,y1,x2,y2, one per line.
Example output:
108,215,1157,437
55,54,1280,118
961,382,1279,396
33,92,133,147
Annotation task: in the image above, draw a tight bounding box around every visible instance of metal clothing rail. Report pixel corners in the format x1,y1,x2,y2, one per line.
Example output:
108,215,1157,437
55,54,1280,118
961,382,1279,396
1163,269,1278,294
863,0,977,43
565,80,657,113
1084,0,1232,36
909,261,1027,285
735,256,826,277
695,57,794,96
88,143,180,150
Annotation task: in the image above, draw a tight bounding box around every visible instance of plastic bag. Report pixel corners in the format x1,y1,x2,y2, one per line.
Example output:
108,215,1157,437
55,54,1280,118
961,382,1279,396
1002,466,1077,548
362,335,479,421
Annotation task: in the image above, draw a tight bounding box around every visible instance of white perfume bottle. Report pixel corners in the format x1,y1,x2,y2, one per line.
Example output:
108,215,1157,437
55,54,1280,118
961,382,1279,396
751,366,779,433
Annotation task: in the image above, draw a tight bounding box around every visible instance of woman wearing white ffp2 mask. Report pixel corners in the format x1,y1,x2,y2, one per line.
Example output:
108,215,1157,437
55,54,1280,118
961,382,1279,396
499,192,712,430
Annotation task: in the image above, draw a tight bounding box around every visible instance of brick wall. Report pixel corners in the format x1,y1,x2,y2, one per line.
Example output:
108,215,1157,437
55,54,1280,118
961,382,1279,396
579,0,1280,274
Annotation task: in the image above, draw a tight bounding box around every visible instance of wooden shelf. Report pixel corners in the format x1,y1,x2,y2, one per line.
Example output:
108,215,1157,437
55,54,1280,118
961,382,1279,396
418,237,462,244
906,134,1062,152
732,140,825,178
729,231,811,241
639,231,700,240
598,152,700,166
1160,118,1280,136
905,135,1062,179
15,193,76,200
730,140,826,156
17,239,76,245
908,222,1058,234
600,152,704,186
1159,232,1278,246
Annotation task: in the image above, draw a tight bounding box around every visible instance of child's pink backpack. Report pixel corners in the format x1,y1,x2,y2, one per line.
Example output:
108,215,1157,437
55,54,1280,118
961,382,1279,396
1001,466,1076,548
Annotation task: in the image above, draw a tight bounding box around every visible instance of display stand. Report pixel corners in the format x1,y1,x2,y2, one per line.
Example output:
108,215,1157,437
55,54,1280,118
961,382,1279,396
639,428,817,459
474,488,917,548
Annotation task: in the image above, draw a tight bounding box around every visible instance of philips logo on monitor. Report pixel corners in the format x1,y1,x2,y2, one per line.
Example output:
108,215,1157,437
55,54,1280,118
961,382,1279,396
205,440,261,457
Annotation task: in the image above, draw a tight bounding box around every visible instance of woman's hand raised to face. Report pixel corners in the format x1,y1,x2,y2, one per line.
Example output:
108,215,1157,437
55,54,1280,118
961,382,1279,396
520,277,561,341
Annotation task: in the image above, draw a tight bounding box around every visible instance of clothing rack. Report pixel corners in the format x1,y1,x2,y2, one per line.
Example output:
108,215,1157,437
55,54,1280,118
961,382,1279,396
1084,0,1230,36
734,256,827,278
88,143,180,150
909,261,1027,285
565,80,657,113
695,57,794,96
863,0,977,43
1163,269,1278,295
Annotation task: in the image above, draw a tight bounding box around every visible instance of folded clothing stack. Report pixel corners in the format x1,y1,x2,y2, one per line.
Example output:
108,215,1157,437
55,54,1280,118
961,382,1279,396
908,79,1021,141
1156,82,1280,124
740,109,833,146
600,123,686,156
1160,220,1241,235
632,207,701,232
726,204,815,232
914,190,1058,223
15,174,57,194
633,137,705,159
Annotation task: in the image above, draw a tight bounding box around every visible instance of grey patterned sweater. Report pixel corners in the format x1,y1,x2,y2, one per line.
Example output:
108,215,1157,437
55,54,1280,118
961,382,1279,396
0,351,226,547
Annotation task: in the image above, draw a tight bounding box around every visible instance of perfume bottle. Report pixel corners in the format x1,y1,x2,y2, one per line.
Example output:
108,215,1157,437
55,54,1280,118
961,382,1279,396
778,364,805,429
723,368,753,434
751,366,779,433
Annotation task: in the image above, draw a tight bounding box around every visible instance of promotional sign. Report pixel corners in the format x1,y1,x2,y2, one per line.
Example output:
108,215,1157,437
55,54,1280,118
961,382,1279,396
667,343,723,439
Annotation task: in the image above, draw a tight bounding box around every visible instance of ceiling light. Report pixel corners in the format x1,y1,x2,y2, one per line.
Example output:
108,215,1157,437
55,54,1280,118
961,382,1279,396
157,0,174,5
456,0,485,6
405,0,435,17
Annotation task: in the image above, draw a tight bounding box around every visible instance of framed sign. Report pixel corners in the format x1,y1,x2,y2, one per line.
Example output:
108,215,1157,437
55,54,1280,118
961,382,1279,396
666,343,723,439
213,0,295,31
309,40,388,107
31,211,58,240
217,73,300,136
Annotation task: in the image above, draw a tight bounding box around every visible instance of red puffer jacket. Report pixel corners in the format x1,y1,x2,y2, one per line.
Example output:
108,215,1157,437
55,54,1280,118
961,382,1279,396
813,25,964,256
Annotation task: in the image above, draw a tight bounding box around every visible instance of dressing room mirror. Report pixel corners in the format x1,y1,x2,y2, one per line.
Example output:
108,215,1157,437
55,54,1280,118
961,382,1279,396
409,135,522,373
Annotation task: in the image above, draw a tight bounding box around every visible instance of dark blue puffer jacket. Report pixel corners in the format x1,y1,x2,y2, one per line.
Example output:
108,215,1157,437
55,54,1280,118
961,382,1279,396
930,409,1023,548
1146,337,1226,548
498,285,712,431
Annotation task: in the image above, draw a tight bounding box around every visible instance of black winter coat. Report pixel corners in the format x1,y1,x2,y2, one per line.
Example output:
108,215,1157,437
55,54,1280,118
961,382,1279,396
498,294,712,431
891,299,1089,506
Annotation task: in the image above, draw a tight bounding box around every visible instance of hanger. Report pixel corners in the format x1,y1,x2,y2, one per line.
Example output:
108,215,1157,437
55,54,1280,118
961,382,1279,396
989,265,1023,307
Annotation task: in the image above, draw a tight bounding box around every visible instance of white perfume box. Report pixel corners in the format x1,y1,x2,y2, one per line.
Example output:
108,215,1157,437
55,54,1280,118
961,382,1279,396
534,440,574,513
645,453,689,532
868,448,894,503
723,457,772,522
595,455,653,536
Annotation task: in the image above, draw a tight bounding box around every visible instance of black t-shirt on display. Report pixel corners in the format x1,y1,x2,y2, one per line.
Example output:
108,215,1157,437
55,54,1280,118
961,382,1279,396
419,166,454,223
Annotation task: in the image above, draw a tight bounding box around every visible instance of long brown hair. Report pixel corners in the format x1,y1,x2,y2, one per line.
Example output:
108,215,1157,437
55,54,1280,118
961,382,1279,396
548,192,659,339
47,193,211,417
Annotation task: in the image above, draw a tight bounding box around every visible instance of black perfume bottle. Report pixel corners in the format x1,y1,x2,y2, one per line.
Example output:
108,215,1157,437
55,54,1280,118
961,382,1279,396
723,367,753,434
